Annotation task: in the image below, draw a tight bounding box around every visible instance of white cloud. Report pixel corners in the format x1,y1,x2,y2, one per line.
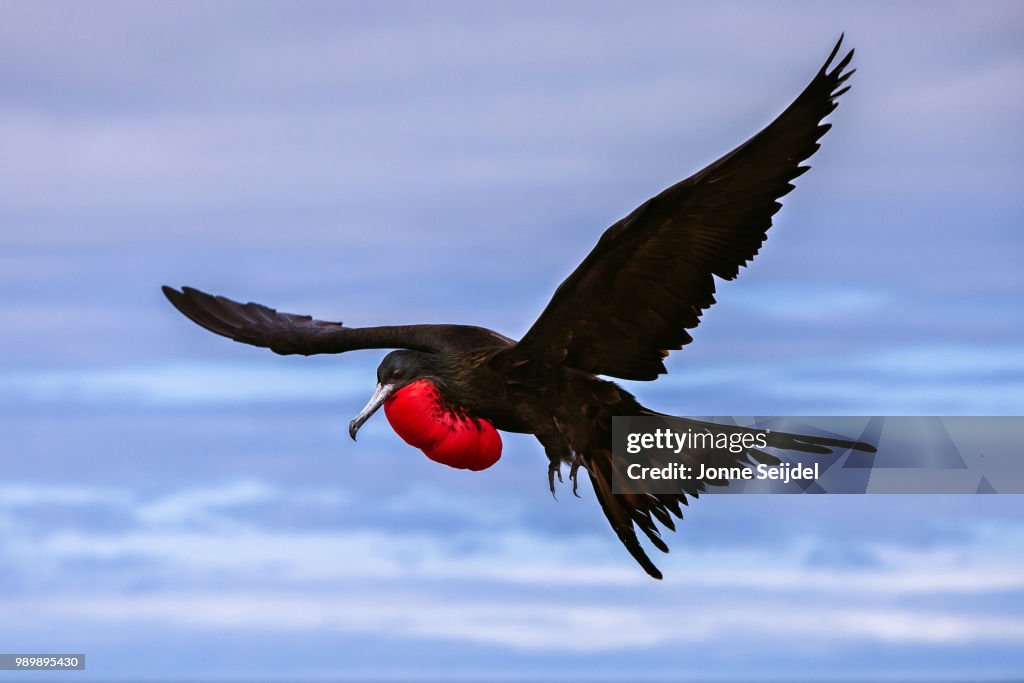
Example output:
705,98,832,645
0,361,366,406
136,479,277,526
6,480,1024,594
27,591,1024,651
0,482,131,508
2,480,1024,656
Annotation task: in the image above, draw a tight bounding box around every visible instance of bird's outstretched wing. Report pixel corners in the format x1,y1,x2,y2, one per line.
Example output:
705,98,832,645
494,37,855,381
162,286,513,355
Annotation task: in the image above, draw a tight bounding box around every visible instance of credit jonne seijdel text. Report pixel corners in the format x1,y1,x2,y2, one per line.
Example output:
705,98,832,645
623,428,820,484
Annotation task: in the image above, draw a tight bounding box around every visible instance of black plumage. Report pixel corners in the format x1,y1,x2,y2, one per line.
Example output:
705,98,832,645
163,37,866,579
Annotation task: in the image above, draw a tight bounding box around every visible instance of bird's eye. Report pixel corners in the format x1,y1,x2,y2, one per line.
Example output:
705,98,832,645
392,368,404,379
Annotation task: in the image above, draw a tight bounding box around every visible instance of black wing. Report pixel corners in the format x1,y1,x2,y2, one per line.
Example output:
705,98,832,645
162,286,513,355
495,37,855,381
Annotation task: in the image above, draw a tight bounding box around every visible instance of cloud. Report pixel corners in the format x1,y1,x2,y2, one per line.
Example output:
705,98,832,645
25,522,1024,594
4,481,1024,594
0,482,131,508
0,360,366,406
136,480,277,526
1,482,1023,678
21,591,1024,651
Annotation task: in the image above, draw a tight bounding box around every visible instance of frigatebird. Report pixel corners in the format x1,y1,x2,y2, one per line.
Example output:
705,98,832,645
163,37,868,579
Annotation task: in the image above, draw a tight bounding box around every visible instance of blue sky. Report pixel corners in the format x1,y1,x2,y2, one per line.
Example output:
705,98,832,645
1,1,1023,680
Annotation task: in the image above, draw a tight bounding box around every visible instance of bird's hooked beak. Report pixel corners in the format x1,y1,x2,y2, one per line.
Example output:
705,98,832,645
348,382,395,441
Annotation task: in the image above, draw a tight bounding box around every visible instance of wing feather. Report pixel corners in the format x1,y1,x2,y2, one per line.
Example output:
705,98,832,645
497,37,855,380
162,286,513,355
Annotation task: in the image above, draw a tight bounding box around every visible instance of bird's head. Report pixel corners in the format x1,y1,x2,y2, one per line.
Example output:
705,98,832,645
347,349,503,472
348,350,442,440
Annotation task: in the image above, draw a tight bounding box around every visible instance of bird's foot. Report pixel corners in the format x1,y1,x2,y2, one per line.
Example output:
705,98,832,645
547,461,563,498
569,454,583,498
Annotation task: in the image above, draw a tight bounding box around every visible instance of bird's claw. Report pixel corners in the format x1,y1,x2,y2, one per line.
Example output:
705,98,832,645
569,455,583,498
548,461,563,498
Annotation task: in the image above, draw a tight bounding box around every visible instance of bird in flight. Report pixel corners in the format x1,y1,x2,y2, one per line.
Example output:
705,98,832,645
164,37,866,579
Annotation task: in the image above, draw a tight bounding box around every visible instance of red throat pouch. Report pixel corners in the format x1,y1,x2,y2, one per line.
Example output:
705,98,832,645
383,379,502,471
